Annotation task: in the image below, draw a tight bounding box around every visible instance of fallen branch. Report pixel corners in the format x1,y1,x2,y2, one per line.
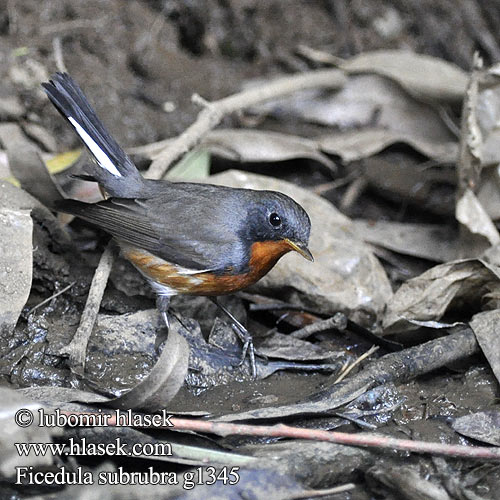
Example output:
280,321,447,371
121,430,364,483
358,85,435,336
145,69,346,179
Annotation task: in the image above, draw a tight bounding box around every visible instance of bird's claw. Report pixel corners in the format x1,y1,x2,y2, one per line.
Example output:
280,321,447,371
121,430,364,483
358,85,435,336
231,323,257,378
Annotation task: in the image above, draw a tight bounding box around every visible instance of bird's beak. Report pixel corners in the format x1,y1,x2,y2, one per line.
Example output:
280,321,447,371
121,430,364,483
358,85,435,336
285,239,314,262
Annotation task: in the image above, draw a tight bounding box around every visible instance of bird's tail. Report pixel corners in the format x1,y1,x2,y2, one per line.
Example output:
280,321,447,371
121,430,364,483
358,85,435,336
42,72,146,198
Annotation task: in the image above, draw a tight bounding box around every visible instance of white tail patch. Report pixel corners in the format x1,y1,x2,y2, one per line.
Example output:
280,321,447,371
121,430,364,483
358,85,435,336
68,117,122,178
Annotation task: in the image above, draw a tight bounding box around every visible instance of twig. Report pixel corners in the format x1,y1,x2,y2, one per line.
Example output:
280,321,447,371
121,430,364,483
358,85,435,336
340,176,368,211
334,345,379,384
145,69,346,179
286,483,356,499
59,245,114,375
167,418,500,460
295,44,343,66
28,281,75,315
290,314,347,339
289,311,401,352
62,405,500,460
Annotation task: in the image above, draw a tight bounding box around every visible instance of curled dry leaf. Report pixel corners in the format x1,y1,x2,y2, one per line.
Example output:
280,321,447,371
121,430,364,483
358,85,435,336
0,123,64,206
23,310,188,411
455,188,500,256
475,62,500,166
477,167,500,221
383,259,500,334
251,75,455,144
130,129,336,172
318,128,458,163
255,330,345,362
202,129,336,172
0,209,32,335
0,182,35,336
338,50,468,103
101,315,189,412
469,309,500,386
452,410,500,446
352,220,458,263
0,387,62,478
209,170,393,327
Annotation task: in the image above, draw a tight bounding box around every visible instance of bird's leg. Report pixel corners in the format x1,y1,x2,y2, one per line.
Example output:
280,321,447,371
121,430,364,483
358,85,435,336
156,295,171,329
210,297,256,378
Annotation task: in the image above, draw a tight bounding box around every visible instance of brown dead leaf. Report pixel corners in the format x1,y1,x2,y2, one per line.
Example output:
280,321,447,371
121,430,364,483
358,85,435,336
452,410,500,446
251,75,454,144
455,188,500,256
318,128,458,163
0,123,64,206
105,317,189,412
339,50,468,103
469,310,500,386
352,220,457,263
383,259,500,334
201,129,336,172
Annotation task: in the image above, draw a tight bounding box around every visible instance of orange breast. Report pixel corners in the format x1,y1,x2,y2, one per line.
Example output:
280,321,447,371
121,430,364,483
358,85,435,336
122,240,291,296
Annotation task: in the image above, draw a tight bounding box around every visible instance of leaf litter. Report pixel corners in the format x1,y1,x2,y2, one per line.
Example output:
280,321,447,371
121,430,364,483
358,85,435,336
1,19,500,498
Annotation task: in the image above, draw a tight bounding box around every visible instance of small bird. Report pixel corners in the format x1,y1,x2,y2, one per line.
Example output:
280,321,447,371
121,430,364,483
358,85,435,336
43,73,313,377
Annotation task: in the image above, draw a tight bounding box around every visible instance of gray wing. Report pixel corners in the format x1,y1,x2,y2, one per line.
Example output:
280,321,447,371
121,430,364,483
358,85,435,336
56,183,248,271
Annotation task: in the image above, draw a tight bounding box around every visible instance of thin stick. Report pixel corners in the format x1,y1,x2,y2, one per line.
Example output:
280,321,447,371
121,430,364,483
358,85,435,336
290,315,347,339
28,281,75,315
286,483,356,499
334,345,379,384
60,245,114,375
145,69,346,179
61,409,500,461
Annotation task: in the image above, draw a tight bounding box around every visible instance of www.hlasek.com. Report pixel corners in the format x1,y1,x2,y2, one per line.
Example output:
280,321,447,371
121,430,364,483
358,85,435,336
13,408,240,488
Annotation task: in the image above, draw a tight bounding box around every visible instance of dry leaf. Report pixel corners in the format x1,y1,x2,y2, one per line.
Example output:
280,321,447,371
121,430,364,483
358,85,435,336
456,188,500,254
99,313,189,412
0,388,61,478
251,75,454,144
469,309,500,386
130,129,336,172
352,220,457,262
0,209,32,335
452,410,500,446
318,128,458,163
383,259,500,333
0,182,36,336
202,129,336,172
339,50,468,102
0,123,64,205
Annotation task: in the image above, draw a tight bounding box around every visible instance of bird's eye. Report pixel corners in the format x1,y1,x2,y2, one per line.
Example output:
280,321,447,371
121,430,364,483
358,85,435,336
269,212,282,227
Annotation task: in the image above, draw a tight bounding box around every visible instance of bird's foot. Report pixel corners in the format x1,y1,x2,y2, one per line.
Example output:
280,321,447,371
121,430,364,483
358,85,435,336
230,322,257,378
210,297,257,378
156,295,171,330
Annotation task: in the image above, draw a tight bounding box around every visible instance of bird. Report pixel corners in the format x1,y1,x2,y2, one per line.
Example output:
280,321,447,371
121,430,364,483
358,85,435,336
42,73,313,377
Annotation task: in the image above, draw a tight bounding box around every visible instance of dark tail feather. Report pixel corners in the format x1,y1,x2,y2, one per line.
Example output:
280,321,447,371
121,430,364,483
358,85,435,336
43,73,145,197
